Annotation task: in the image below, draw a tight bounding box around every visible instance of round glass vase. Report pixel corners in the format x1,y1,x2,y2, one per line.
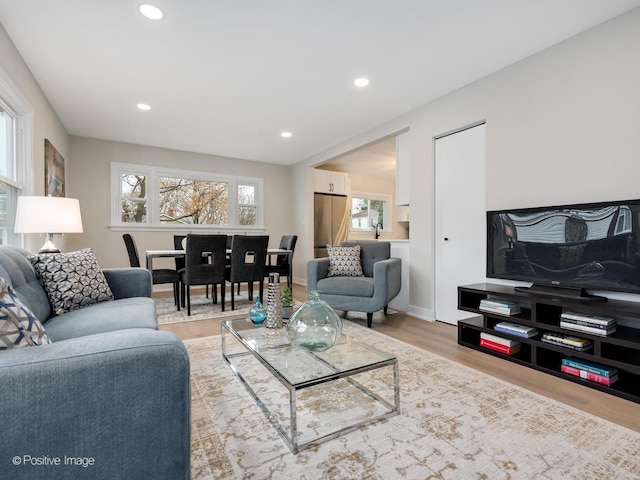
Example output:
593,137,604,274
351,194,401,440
286,291,342,351
249,296,267,325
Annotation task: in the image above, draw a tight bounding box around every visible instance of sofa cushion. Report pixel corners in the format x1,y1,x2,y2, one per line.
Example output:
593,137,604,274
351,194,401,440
0,276,51,349
29,248,114,316
327,245,364,277
43,296,158,342
317,276,374,297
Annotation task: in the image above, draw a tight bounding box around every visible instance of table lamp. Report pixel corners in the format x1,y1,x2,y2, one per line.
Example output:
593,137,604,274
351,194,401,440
14,196,84,253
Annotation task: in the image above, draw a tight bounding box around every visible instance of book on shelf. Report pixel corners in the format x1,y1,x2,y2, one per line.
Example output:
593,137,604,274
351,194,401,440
480,338,521,355
560,365,618,386
562,311,616,326
480,331,521,347
540,332,592,352
561,357,618,378
560,317,615,330
560,321,616,336
479,299,521,315
494,321,538,338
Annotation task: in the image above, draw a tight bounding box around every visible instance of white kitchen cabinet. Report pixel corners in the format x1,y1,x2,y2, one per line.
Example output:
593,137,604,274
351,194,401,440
314,169,348,195
395,131,410,206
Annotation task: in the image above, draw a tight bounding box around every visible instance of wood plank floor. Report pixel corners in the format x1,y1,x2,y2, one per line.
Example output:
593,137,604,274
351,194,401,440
159,284,640,433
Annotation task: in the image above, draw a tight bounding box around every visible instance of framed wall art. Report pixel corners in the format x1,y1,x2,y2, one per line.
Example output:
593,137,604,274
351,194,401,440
44,139,65,197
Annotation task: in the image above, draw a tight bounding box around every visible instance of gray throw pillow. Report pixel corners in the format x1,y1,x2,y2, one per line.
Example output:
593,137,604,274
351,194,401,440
29,248,114,316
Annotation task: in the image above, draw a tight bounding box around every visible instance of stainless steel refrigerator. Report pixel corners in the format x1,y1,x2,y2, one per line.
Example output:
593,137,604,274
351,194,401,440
314,193,349,258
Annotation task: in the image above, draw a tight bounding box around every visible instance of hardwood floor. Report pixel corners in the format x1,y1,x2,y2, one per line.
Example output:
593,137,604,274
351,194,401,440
158,284,640,433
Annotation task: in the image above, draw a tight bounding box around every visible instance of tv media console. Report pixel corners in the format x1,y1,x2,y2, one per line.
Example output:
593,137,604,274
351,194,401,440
457,283,640,404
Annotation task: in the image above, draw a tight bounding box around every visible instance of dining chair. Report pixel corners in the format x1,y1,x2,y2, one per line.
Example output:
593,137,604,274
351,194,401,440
122,233,180,310
179,234,227,316
265,235,297,289
225,235,269,310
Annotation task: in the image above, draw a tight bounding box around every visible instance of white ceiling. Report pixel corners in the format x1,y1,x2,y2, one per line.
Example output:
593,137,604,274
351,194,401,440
1,1,639,165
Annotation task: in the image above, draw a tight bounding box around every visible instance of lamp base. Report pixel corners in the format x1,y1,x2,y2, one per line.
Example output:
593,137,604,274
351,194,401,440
38,234,60,254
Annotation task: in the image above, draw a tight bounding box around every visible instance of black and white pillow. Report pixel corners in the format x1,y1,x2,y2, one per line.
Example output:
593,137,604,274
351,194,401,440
0,276,51,349
29,248,114,316
327,245,364,277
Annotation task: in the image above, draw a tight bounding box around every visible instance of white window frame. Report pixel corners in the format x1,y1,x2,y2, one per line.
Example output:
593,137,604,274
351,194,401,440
0,66,34,247
110,162,264,231
349,191,393,234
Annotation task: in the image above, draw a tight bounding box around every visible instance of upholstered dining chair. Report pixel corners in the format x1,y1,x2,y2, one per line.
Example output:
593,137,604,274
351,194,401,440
123,233,181,310
179,234,227,315
225,235,269,310
265,235,297,289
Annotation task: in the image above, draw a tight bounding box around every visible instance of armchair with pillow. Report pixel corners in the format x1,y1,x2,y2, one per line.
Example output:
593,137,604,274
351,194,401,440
307,241,401,328
0,245,190,480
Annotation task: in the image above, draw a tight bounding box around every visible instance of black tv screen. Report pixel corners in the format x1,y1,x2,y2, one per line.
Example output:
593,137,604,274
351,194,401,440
487,199,640,295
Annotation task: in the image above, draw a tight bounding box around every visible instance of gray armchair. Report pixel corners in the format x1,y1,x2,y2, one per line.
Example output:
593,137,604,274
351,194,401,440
307,241,401,328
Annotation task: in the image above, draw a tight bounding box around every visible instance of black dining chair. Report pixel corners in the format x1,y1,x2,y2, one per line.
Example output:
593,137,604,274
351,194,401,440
225,235,269,310
265,235,297,289
179,234,227,316
123,233,180,310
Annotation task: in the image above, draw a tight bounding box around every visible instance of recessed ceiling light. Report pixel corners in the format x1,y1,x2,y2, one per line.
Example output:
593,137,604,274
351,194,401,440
354,78,370,87
281,131,292,138
137,103,151,111
139,4,164,21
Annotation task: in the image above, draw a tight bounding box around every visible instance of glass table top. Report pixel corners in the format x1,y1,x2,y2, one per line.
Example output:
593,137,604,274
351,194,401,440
222,318,397,388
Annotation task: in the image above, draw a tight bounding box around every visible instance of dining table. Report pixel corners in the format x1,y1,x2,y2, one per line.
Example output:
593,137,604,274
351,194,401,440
145,248,294,290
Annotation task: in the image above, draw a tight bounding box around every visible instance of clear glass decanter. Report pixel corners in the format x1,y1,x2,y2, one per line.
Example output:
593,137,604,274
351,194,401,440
286,290,342,351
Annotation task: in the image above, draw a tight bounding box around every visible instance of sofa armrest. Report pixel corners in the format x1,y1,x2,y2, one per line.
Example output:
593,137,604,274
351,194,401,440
373,257,402,303
307,257,330,292
0,329,190,480
103,267,152,299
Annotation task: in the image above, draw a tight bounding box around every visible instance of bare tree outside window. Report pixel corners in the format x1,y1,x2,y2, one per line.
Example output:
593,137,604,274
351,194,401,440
159,177,229,225
238,184,256,226
120,174,147,223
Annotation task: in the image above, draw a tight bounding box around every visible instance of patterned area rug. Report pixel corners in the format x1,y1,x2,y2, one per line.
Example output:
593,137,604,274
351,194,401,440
186,322,640,479
156,294,259,324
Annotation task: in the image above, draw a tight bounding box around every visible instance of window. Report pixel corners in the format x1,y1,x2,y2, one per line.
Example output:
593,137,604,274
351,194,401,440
350,193,391,232
111,162,263,230
0,72,32,246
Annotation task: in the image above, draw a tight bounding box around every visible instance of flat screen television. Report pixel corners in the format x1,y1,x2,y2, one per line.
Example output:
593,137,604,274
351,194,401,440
487,199,640,299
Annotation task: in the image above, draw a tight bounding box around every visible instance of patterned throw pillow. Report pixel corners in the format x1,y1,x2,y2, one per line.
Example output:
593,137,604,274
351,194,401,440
29,248,114,316
0,276,51,349
327,245,364,277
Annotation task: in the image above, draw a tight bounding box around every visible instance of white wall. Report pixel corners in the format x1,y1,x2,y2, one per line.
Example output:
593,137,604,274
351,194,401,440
67,136,293,269
0,22,69,251
293,7,640,319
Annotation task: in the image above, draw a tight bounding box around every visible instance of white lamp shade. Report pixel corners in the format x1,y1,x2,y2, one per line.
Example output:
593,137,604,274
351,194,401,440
14,196,84,234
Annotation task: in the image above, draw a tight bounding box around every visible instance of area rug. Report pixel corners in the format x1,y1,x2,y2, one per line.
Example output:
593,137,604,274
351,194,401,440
186,322,640,479
156,294,259,324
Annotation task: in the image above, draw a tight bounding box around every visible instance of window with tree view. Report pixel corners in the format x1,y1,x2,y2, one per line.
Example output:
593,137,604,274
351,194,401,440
112,163,263,229
351,196,387,230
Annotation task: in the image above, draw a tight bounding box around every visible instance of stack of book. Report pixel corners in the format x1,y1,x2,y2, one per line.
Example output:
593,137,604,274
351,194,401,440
480,332,521,355
560,311,617,336
479,298,521,316
541,332,592,352
494,321,538,338
560,357,618,386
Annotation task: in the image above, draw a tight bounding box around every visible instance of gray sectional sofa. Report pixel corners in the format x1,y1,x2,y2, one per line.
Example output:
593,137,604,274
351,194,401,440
0,246,190,480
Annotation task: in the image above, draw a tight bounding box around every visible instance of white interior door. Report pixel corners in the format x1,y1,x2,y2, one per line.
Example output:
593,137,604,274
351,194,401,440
434,123,486,325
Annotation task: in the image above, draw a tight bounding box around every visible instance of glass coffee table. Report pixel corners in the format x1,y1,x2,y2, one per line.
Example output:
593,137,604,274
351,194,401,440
221,318,400,453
